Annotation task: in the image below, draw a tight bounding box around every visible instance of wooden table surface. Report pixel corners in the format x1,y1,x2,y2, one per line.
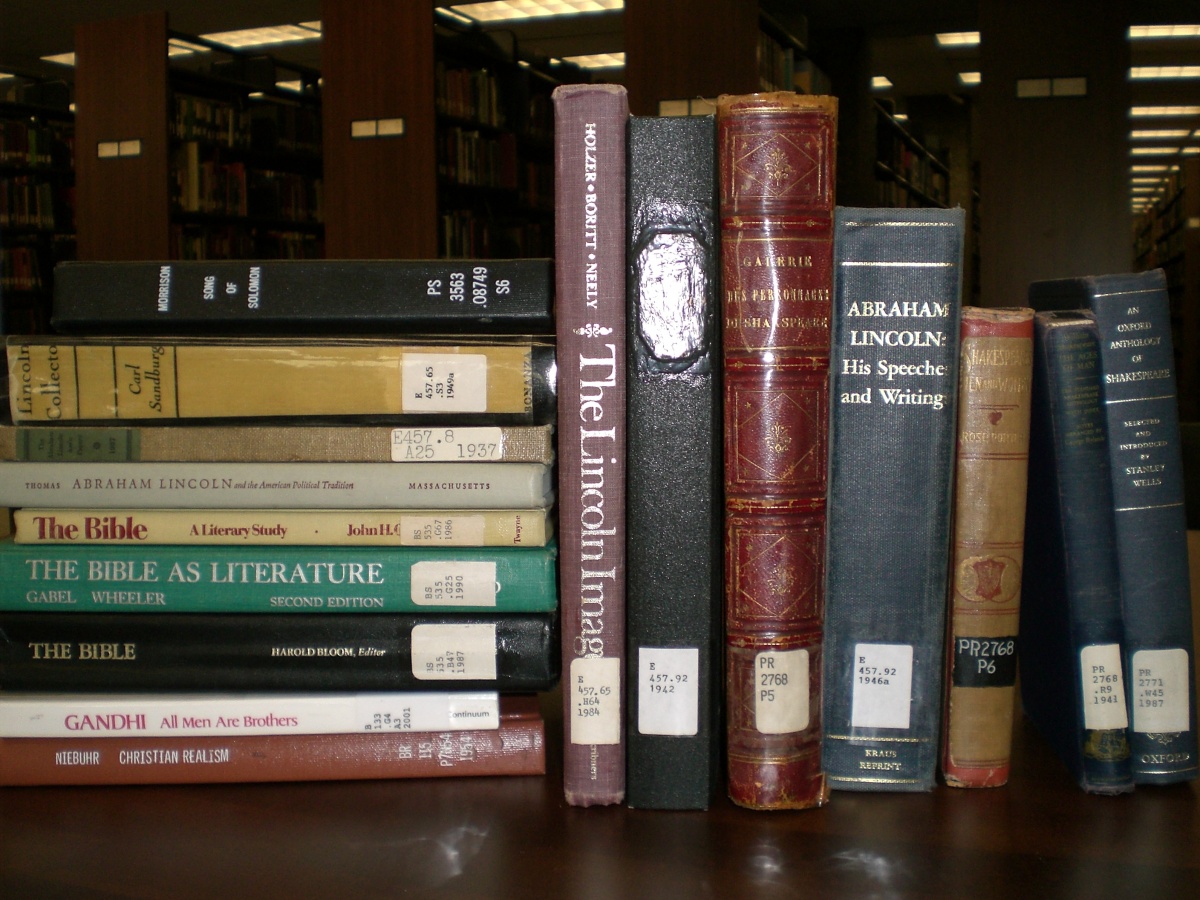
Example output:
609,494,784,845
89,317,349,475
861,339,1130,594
2,689,1197,899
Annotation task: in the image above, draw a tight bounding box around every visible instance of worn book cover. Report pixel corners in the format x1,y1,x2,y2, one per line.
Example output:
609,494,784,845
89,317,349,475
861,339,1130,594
941,306,1034,788
625,114,722,809
822,205,964,792
718,91,837,810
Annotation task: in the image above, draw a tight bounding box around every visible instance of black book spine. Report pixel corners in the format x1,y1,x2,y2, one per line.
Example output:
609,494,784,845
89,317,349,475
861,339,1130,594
51,259,554,335
624,114,722,810
1020,312,1133,794
0,612,559,692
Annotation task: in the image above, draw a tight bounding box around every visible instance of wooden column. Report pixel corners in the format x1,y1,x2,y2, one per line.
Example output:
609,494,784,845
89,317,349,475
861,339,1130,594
624,0,760,117
321,0,438,259
978,0,1131,306
73,11,170,260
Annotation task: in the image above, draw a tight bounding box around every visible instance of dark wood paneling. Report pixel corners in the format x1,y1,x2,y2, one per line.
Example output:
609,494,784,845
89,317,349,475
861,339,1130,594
321,0,438,259
624,0,759,117
73,11,170,261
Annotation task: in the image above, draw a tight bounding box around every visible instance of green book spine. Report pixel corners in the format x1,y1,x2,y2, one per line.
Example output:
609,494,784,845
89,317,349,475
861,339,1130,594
1,539,557,613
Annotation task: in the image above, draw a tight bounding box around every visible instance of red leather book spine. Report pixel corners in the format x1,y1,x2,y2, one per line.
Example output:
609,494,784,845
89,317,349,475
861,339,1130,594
552,83,628,806
0,697,545,785
717,92,837,809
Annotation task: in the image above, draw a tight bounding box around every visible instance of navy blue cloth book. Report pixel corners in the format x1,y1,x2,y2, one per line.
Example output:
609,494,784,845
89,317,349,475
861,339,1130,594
822,206,964,791
624,114,722,810
1019,310,1134,794
1028,270,1197,785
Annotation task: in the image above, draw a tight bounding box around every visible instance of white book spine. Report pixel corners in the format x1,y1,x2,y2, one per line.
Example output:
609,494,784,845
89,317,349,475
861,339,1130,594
0,462,553,509
0,691,501,738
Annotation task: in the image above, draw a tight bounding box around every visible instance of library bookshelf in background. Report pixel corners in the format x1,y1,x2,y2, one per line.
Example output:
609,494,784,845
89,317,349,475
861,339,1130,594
73,12,322,263
0,76,75,333
874,99,952,210
1133,156,1200,421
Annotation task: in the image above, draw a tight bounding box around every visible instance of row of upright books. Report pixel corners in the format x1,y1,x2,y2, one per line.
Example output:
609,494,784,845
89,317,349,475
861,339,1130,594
550,85,1197,810
0,258,565,785
1,85,1195,808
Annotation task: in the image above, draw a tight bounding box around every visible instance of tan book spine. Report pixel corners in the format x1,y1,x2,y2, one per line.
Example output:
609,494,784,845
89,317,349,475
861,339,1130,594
7,337,550,421
0,424,554,463
14,508,551,546
941,306,1035,788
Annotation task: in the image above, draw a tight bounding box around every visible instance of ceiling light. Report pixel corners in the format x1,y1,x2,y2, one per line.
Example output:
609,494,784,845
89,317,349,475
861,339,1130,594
1130,66,1200,79
1130,177,1166,184
449,1,623,23
1129,25,1200,39
561,52,624,69
1131,146,1182,155
872,76,892,90
1131,129,1192,139
1131,164,1175,172
936,32,980,47
1131,105,1200,116
0,71,14,80
958,71,981,86
41,52,75,66
1184,146,1200,155
200,25,322,49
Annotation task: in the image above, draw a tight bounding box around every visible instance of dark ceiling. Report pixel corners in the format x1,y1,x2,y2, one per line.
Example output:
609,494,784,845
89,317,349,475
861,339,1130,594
0,2,1197,103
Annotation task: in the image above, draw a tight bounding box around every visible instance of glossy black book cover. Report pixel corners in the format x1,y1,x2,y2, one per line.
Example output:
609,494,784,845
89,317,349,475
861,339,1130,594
625,114,722,809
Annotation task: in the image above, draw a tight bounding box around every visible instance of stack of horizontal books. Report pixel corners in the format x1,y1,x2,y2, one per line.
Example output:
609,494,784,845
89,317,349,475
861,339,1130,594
0,257,560,785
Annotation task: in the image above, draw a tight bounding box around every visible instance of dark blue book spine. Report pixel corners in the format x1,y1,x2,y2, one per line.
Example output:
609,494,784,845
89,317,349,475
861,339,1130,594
1020,311,1133,793
1080,271,1196,783
822,206,964,791
624,115,723,809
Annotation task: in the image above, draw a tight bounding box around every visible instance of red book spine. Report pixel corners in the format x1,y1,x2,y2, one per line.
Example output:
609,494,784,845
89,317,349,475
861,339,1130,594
717,92,837,809
0,698,544,786
552,83,628,806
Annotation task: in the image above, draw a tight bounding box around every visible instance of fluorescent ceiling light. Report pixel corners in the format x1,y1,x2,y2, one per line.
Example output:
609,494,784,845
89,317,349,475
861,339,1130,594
936,32,980,47
958,71,981,86
168,38,211,56
1129,25,1200,39
1131,146,1182,155
200,24,322,49
1131,129,1192,139
1131,66,1200,79
562,52,624,69
41,52,75,66
1131,186,1164,194
1184,146,1200,155
0,71,14,80
449,1,623,23
1131,105,1200,116
1130,177,1166,184
872,76,892,90
1131,164,1175,172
